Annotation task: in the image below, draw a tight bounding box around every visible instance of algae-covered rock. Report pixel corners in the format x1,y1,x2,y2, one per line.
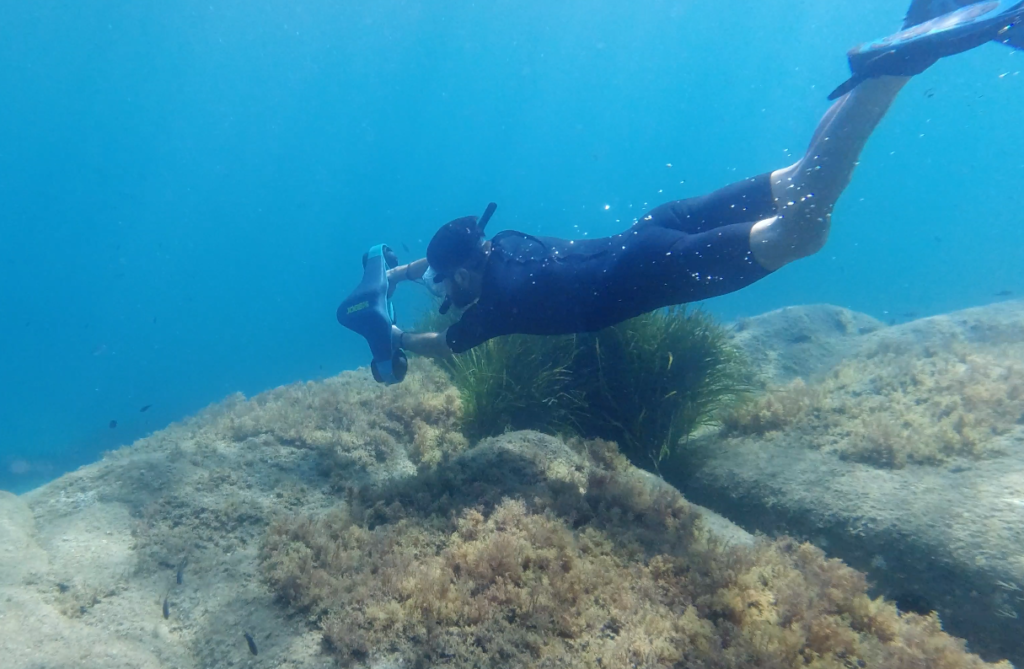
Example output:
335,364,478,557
729,303,886,383
0,492,48,586
677,300,1024,666
0,353,1011,668
724,337,1024,467
263,430,1008,669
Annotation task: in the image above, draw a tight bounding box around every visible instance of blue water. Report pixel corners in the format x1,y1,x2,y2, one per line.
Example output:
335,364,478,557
2,0,1022,492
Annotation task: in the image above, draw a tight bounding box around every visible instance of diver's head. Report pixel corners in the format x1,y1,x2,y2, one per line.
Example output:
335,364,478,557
427,215,490,310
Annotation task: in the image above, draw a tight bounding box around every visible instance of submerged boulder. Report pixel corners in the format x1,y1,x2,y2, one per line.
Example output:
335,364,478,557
0,353,1012,668
674,300,1024,666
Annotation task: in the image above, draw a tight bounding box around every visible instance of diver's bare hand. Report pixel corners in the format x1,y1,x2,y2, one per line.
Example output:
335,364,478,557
391,325,405,352
387,258,430,290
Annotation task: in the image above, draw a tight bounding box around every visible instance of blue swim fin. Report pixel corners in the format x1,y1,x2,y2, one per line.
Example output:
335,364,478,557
906,0,1024,46
829,1,1024,100
904,0,977,28
337,244,408,384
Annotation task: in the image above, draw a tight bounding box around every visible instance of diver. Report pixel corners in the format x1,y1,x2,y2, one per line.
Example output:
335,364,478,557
357,1,1024,363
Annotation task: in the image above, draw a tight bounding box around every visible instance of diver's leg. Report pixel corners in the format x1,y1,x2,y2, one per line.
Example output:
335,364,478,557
644,173,778,235
749,75,909,270
750,0,1024,270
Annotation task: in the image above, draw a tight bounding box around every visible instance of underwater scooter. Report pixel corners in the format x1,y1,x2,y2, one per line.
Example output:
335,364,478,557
829,0,1024,100
336,243,407,384
336,203,498,385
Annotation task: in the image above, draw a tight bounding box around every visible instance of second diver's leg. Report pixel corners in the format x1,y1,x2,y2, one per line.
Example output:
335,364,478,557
749,74,909,270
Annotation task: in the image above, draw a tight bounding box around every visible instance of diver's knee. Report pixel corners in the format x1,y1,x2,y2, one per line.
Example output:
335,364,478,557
787,215,830,262
750,215,830,270
801,218,830,255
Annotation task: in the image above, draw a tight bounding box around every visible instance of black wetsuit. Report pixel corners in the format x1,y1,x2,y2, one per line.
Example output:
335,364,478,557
446,173,777,354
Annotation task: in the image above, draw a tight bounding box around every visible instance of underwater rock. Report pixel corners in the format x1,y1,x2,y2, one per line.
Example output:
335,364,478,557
0,492,48,586
729,303,885,384
0,357,1011,668
676,300,1024,666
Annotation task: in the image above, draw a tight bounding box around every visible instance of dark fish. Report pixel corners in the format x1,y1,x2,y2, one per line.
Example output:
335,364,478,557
244,631,258,656
900,311,918,319
162,595,170,619
924,88,935,98
140,404,152,413
401,242,411,254
109,420,118,429
176,558,187,585
995,290,1013,297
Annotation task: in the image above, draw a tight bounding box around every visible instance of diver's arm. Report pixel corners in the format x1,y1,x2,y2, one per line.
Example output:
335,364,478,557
388,258,430,284
401,329,453,360
386,258,430,298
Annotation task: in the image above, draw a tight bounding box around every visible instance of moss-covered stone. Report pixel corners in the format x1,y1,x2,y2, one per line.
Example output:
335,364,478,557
261,435,1007,669
722,338,1024,468
201,359,468,482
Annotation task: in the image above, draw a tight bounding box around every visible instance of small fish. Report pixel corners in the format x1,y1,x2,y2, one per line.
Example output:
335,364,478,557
401,242,411,254
924,88,935,98
995,290,1013,297
176,558,187,585
900,311,919,319
162,594,170,619
244,631,258,656
109,420,118,429
140,404,152,413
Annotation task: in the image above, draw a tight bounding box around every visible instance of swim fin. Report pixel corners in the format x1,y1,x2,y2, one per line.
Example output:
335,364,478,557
904,0,978,29
906,0,1024,46
829,0,1024,100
